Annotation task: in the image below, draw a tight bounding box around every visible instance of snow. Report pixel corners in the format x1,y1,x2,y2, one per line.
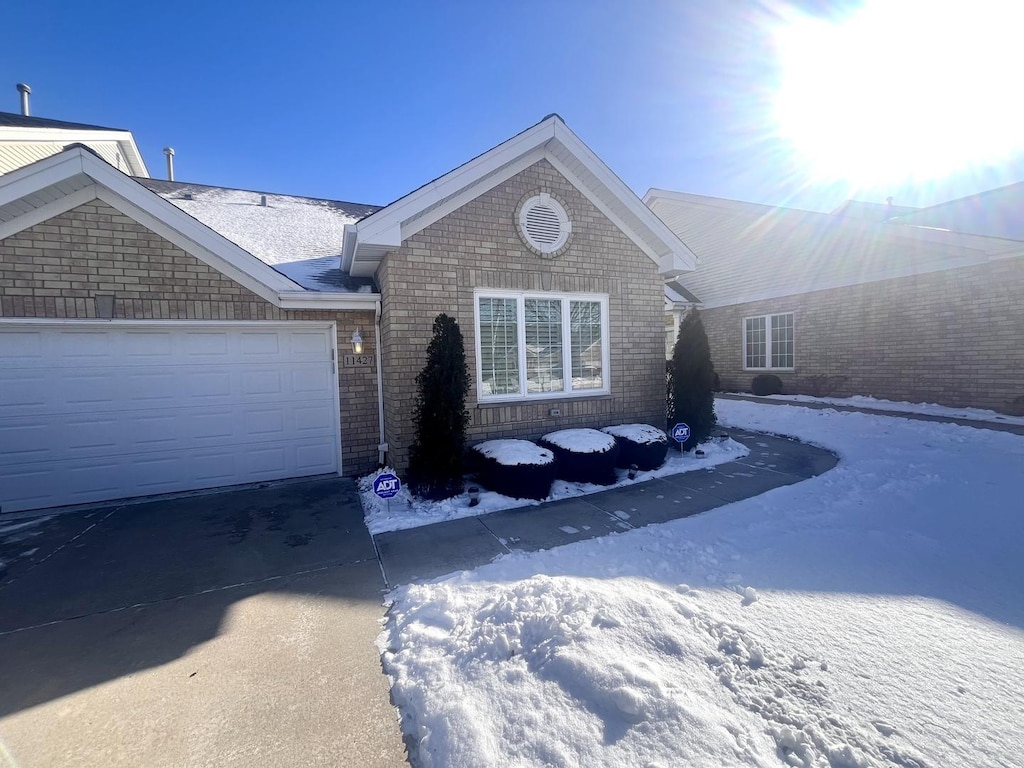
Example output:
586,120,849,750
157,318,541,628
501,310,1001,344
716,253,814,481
0,516,52,536
541,428,616,453
751,393,1024,426
474,439,554,466
360,438,748,534
147,182,378,293
600,423,669,445
379,400,1024,767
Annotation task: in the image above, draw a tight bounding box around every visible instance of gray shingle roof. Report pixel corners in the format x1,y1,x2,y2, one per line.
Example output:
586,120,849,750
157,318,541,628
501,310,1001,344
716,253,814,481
0,110,126,131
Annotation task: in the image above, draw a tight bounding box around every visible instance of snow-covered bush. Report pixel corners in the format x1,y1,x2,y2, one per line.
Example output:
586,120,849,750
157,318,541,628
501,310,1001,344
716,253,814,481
539,428,619,485
468,439,557,500
751,373,783,396
600,424,669,470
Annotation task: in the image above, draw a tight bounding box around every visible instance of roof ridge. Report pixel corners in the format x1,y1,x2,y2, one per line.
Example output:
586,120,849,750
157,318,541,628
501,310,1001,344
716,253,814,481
135,177,381,211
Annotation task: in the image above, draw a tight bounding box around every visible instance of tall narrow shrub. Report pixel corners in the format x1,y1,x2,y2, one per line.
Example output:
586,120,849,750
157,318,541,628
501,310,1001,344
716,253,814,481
670,307,716,451
407,313,471,499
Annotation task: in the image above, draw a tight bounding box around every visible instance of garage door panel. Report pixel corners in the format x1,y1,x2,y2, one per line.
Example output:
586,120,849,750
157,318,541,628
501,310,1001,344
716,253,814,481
0,324,341,512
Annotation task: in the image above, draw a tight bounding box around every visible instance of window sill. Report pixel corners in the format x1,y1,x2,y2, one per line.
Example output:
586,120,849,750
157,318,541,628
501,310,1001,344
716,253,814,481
743,367,796,373
475,391,613,408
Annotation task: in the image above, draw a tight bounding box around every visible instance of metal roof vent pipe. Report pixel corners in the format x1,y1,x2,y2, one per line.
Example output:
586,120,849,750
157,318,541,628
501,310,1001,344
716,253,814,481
163,147,175,181
16,83,31,116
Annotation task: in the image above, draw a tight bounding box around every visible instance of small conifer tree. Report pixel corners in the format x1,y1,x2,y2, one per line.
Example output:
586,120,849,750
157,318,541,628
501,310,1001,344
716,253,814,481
407,313,471,499
670,307,716,451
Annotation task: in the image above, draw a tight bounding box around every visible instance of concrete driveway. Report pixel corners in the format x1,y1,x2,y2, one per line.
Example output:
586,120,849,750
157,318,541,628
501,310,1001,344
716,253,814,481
0,479,408,768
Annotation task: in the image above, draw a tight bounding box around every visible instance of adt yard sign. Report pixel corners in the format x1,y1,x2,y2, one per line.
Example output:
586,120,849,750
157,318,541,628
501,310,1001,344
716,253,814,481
671,423,691,443
373,472,401,499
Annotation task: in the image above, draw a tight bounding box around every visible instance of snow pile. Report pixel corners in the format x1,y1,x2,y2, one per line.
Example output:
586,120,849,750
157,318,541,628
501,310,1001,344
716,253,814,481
380,400,1024,766
474,439,554,466
541,428,617,454
754,393,1024,426
600,423,668,445
361,437,747,534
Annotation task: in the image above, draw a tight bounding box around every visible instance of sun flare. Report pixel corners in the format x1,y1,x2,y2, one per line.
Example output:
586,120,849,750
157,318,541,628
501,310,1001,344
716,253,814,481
773,0,1024,186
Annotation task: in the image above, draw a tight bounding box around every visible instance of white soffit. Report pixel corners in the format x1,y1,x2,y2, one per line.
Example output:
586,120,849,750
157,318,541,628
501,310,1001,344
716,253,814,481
344,116,697,277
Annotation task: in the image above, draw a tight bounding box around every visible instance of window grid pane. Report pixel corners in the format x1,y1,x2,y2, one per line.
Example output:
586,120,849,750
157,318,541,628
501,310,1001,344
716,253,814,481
478,297,520,395
745,317,766,368
525,299,563,393
770,313,794,368
570,300,603,390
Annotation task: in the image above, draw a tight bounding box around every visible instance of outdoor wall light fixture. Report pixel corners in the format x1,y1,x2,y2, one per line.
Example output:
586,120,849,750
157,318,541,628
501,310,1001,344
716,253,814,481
351,329,363,355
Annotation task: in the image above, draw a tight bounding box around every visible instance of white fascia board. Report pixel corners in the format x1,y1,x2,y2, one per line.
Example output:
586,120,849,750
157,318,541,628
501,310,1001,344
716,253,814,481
552,123,697,272
0,184,98,241
355,118,558,245
276,291,381,310
397,148,545,241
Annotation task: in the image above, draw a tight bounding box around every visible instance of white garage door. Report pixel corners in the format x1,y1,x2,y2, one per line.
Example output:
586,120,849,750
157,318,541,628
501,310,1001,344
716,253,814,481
0,322,340,513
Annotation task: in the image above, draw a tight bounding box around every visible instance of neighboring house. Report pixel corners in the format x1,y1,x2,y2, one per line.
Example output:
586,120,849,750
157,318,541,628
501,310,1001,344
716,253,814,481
0,115,694,513
0,110,148,178
830,199,917,221
647,189,1024,415
888,181,1024,240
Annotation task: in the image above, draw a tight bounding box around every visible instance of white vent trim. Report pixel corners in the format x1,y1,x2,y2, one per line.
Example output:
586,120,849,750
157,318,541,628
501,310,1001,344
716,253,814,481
518,193,571,255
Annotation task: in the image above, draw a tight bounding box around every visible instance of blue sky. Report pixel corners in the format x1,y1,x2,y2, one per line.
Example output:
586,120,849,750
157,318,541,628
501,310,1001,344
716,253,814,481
4,0,1021,212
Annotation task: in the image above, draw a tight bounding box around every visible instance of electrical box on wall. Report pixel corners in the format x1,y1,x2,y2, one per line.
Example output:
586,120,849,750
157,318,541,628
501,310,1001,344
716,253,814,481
548,408,561,417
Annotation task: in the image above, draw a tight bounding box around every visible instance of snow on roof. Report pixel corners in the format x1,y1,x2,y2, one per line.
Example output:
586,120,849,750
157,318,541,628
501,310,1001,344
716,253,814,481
541,428,617,454
138,178,381,292
474,439,554,466
601,424,669,446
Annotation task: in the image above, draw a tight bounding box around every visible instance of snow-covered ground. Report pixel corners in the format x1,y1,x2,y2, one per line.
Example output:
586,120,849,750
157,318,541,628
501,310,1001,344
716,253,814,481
360,438,748,535
748,392,1024,426
379,400,1024,767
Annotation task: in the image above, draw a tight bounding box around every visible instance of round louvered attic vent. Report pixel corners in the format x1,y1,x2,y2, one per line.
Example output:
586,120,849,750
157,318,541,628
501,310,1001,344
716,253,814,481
518,193,571,256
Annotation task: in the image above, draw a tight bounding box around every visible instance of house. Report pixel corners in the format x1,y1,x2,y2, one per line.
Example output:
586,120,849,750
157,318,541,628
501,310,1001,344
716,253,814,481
647,189,1024,414
887,181,1024,240
0,92,148,179
0,114,694,513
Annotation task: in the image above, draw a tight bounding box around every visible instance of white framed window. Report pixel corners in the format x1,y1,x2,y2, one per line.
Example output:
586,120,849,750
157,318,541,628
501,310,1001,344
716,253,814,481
743,312,794,370
475,290,610,401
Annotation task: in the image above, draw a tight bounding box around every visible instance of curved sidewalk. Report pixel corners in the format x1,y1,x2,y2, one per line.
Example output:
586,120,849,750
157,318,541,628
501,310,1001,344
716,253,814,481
373,429,837,587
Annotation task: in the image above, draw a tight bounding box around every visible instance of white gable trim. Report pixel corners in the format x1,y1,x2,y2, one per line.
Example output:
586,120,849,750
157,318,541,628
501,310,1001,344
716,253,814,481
344,116,696,277
0,147,379,310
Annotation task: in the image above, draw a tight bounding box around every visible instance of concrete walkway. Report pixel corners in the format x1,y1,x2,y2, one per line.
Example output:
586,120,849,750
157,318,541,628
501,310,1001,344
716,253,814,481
374,429,838,586
718,393,1024,436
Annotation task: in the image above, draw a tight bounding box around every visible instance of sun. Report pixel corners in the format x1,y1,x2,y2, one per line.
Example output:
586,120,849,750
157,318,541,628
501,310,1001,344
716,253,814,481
772,0,1024,186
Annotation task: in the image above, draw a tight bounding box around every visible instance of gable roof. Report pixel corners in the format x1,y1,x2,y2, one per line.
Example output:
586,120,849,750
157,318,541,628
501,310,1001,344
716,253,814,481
0,110,148,178
888,180,1024,240
645,189,1022,309
137,178,379,292
0,146,378,309
342,114,697,278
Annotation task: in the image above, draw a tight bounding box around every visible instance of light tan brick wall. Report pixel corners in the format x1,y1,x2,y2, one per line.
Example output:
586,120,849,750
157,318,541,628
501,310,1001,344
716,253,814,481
702,257,1024,414
0,200,382,475
378,159,665,470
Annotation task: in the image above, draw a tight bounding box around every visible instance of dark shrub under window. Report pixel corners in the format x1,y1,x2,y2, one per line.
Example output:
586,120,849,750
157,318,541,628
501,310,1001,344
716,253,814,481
751,373,783,396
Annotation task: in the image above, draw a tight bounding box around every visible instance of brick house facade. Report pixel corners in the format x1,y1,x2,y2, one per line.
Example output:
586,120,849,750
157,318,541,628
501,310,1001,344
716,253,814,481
377,159,666,470
0,200,383,475
702,257,1024,414
0,116,694,512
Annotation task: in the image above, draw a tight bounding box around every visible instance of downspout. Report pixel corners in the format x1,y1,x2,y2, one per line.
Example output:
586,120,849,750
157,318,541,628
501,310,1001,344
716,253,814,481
374,299,388,466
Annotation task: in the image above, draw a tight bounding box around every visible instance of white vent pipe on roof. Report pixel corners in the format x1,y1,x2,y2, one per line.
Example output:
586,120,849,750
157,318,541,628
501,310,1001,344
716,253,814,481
16,83,31,116
163,147,175,181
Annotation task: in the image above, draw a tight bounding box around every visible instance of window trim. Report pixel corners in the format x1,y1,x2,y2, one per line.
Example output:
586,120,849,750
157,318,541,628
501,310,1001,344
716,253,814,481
474,289,611,402
742,312,795,371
